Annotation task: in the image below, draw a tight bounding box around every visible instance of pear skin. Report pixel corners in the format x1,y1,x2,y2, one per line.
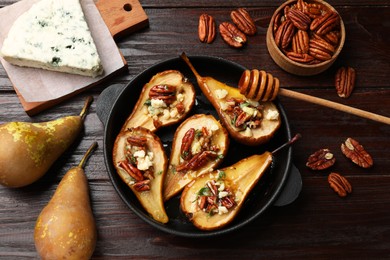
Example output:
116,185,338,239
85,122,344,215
121,70,196,132
0,97,92,188
181,134,301,230
180,152,273,231
113,127,169,223
180,53,281,146
163,114,229,201
34,141,98,260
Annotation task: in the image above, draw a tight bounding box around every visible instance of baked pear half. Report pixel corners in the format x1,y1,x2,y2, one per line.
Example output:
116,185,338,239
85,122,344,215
122,70,196,132
163,114,229,201
181,53,280,146
180,151,273,231
113,127,168,223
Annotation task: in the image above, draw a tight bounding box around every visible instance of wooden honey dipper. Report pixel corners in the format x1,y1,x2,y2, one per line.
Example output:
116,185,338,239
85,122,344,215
238,69,390,125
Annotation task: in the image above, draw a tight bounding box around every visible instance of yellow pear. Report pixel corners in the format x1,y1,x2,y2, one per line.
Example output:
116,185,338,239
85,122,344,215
181,134,301,230
0,97,93,188
180,53,281,146
34,141,98,260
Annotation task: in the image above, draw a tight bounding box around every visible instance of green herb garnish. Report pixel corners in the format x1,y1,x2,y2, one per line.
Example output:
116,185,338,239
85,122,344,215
217,170,226,180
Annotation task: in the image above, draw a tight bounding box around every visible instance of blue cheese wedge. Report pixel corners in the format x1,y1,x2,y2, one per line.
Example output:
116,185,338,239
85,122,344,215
0,0,103,77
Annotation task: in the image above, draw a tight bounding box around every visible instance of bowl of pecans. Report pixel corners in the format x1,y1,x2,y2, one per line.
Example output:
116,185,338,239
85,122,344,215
266,0,345,76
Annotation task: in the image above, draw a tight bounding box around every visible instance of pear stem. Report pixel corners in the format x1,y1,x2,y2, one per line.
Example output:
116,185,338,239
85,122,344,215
271,133,301,155
80,96,94,120
180,52,202,79
78,141,98,169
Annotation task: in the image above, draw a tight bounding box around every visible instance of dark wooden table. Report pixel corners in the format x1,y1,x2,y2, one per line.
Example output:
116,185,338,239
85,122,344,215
1,0,389,259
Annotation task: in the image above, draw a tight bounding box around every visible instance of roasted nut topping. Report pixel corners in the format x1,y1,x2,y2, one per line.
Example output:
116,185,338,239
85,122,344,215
149,84,176,105
306,148,336,170
328,172,352,197
176,150,218,172
230,8,257,36
180,128,196,160
219,22,247,48
198,13,216,43
335,66,356,98
196,176,236,215
341,137,373,168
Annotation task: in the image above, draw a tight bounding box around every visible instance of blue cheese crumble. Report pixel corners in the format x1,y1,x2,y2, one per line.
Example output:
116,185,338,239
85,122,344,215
0,0,103,77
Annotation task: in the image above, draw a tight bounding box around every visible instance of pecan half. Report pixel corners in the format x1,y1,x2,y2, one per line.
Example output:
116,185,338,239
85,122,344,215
286,52,314,63
335,66,356,98
180,128,195,160
176,151,218,172
273,12,284,33
230,8,257,36
323,31,340,46
328,172,352,197
296,0,306,12
341,138,373,168
309,37,334,61
287,8,311,31
310,11,340,36
219,22,247,48
304,3,325,19
306,148,336,170
291,29,309,54
274,19,295,49
133,179,151,192
118,161,144,182
127,136,147,147
149,85,176,104
235,111,252,128
198,13,216,43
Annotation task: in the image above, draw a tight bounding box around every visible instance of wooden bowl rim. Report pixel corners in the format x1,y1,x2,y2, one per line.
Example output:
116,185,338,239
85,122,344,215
267,0,346,69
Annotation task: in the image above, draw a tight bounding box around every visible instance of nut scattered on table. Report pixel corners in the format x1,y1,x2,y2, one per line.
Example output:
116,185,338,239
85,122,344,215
341,137,373,168
219,22,247,48
273,0,341,64
230,8,257,36
197,7,256,48
306,148,336,170
328,172,352,197
335,66,356,98
198,13,216,43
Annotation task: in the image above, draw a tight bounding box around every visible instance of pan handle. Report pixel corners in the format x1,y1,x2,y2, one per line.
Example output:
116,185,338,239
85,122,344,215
96,83,126,126
273,164,302,207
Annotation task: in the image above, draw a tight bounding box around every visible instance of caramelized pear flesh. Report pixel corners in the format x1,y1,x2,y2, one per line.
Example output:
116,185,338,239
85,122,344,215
0,97,92,188
163,114,229,201
122,70,196,132
34,142,98,260
180,151,272,231
113,127,169,223
181,53,280,146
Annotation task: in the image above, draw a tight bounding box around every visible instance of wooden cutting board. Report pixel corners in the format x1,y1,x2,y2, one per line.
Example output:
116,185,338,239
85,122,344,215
13,0,149,116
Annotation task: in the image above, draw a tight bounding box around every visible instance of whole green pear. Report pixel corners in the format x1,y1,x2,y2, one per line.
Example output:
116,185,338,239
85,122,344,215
0,97,92,188
34,141,98,260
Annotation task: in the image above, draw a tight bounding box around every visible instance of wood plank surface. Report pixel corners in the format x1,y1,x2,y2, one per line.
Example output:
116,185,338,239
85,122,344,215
0,0,389,259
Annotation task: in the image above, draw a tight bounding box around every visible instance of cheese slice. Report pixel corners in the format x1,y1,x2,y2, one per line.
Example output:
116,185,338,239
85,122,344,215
0,0,103,77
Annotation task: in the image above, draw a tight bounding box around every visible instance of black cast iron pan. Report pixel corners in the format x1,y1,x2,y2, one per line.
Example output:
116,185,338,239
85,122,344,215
96,55,302,237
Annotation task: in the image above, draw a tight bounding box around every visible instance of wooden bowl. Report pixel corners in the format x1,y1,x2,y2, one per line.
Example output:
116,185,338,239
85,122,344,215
266,0,345,76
